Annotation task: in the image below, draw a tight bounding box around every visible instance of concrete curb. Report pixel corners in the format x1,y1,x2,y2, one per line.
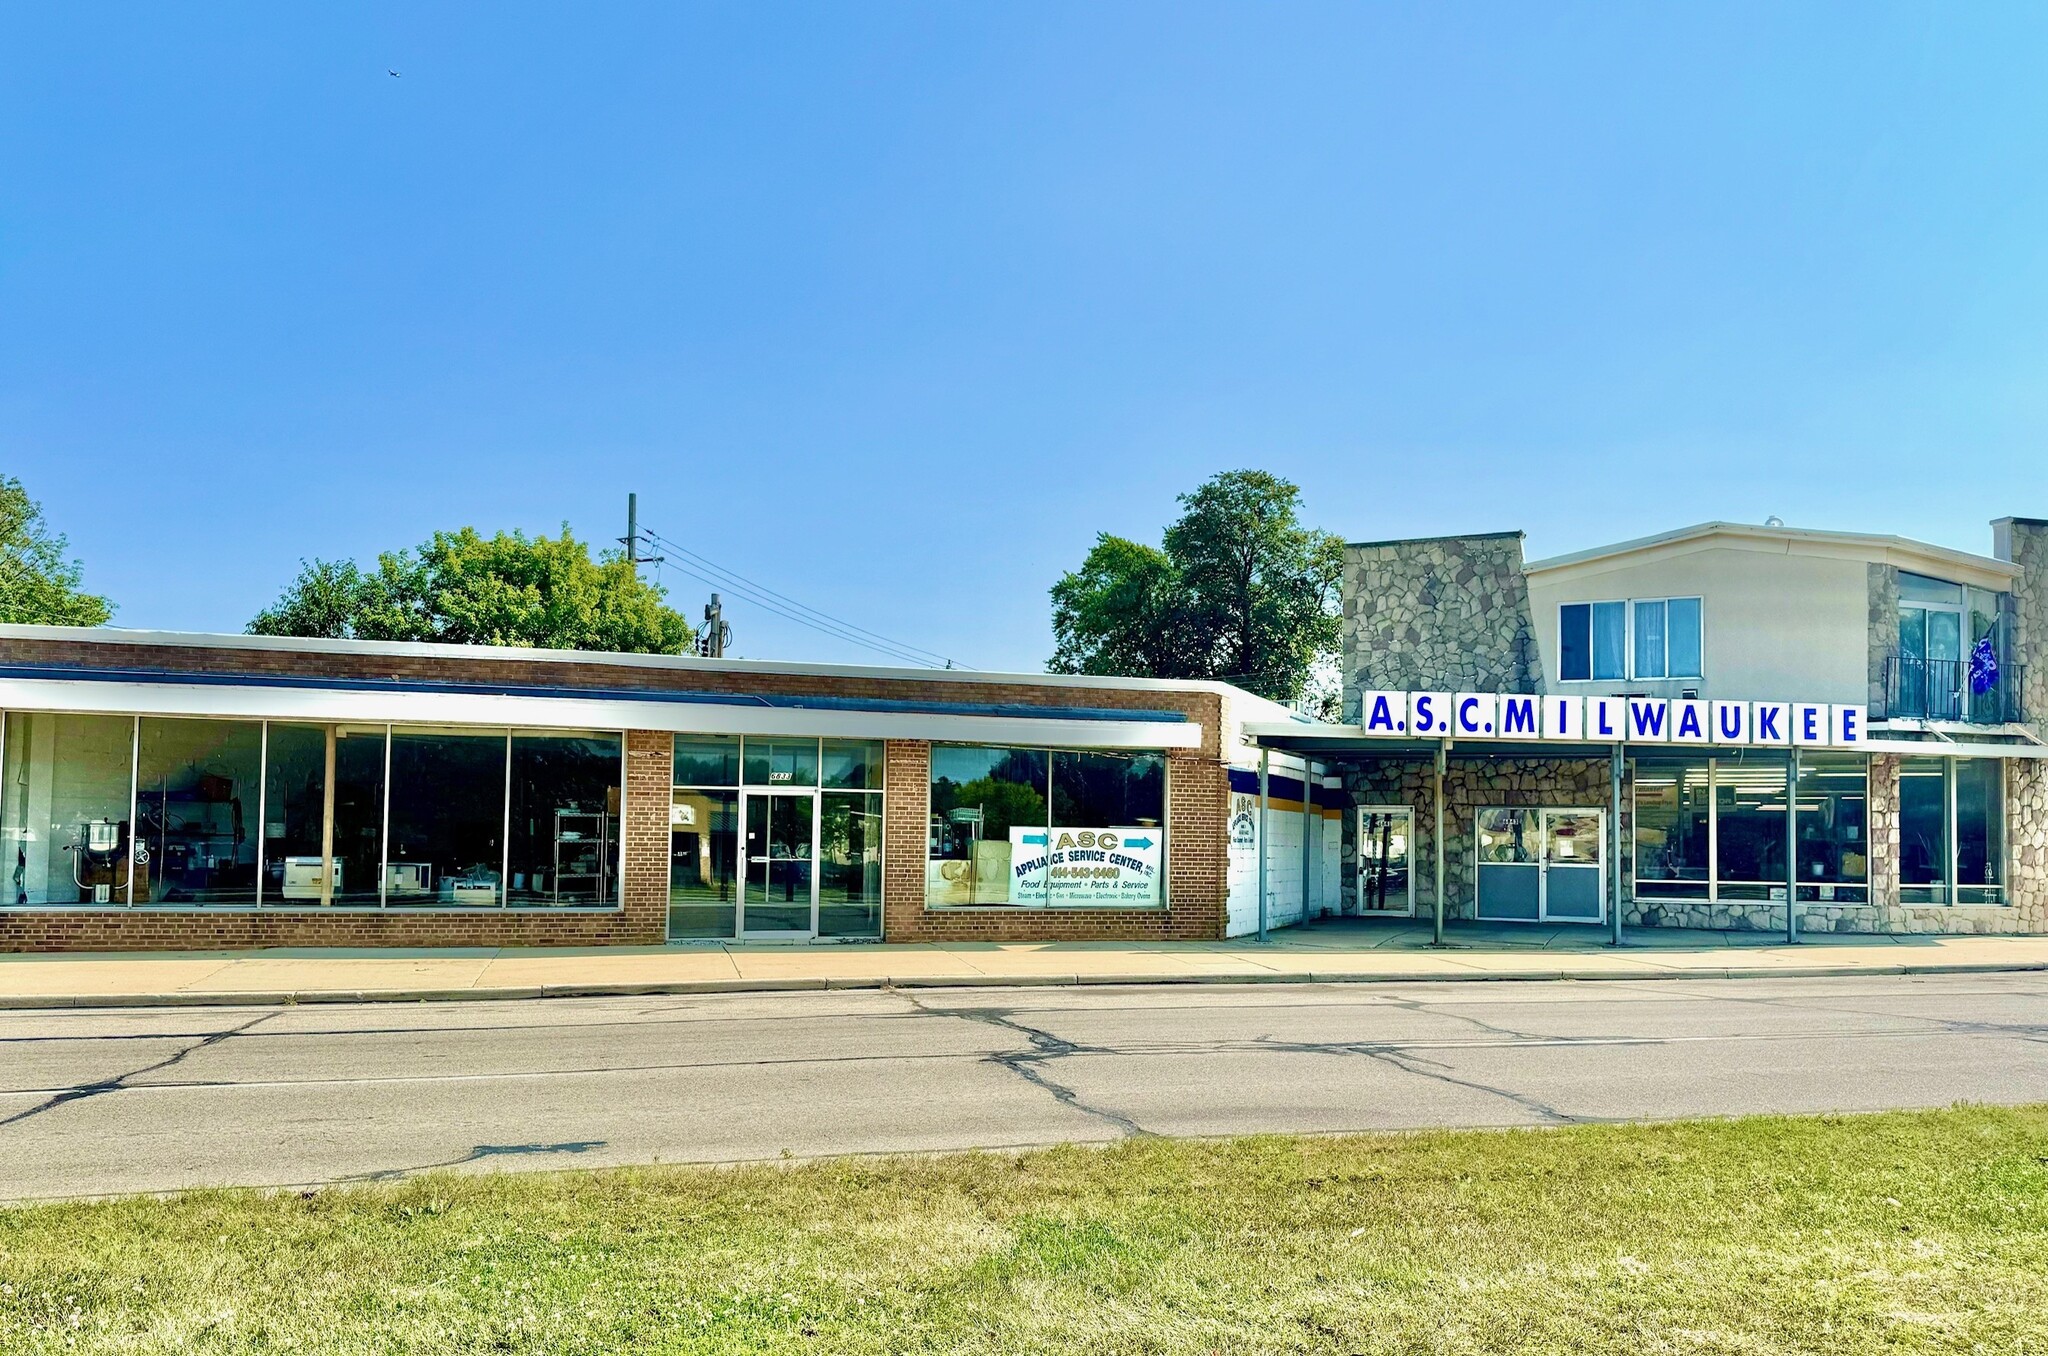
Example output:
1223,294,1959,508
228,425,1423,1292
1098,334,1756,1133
2,958,2045,1010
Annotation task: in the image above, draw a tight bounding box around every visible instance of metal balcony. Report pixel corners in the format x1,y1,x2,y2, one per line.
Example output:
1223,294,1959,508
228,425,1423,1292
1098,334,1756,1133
1880,655,2026,725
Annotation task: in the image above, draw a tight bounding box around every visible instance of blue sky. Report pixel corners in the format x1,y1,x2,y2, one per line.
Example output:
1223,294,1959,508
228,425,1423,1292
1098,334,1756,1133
5,3,2047,672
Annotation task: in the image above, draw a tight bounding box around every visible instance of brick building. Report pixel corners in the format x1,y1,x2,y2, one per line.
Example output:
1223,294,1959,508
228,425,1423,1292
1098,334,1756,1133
0,626,1333,952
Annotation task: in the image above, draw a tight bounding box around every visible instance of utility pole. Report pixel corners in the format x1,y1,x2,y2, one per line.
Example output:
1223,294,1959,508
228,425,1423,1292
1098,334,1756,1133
620,493,662,575
701,593,729,658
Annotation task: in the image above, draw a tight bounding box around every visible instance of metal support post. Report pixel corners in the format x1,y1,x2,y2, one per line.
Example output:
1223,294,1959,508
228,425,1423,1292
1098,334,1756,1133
1432,741,1447,947
1786,744,1801,944
1257,750,1271,943
1610,742,1624,947
1301,767,1314,922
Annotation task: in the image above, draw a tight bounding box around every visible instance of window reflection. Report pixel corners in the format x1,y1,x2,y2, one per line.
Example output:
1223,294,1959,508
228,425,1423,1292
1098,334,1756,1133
386,729,507,907
134,718,261,907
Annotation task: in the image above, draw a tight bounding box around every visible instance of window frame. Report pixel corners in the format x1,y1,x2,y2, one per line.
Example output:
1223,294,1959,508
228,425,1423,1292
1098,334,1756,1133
1557,595,1704,683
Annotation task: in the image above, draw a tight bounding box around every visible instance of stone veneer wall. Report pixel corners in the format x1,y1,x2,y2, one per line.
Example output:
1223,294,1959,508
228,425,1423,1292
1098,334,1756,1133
1867,563,1900,717
1340,756,1629,921
1996,517,2048,744
1340,533,1540,721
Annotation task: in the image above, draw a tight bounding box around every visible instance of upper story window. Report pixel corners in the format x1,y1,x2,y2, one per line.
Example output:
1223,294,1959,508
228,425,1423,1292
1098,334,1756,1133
1558,598,1701,683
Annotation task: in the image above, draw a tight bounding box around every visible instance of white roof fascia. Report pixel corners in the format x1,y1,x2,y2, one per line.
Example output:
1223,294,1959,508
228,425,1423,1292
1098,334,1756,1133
0,625,1258,703
1524,522,2017,591
0,678,1202,751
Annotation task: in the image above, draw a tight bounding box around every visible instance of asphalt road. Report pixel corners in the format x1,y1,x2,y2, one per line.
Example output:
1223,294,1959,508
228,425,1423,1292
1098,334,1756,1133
4,972,2047,1201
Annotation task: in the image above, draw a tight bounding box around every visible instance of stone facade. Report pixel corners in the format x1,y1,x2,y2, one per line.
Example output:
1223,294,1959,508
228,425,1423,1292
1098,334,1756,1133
1340,755,1627,921
1995,517,2048,740
1341,532,1540,720
1867,562,1899,717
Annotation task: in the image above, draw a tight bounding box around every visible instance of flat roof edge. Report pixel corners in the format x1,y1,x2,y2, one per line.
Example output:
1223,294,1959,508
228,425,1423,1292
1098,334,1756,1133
1346,530,1524,550
0,625,1267,704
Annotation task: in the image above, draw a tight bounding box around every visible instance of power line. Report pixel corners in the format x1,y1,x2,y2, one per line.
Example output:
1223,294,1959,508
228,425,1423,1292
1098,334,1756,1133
640,526,966,670
643,527,960,667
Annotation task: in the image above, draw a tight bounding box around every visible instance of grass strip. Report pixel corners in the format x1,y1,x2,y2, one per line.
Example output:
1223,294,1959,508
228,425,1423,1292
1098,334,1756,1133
3,1105,2046,1353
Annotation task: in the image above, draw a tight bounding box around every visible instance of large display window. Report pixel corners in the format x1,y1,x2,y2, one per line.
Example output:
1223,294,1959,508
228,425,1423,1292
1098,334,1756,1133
1900,755,2005,905
928,745,1165,909
1633,753,1868,905
0,713,621,910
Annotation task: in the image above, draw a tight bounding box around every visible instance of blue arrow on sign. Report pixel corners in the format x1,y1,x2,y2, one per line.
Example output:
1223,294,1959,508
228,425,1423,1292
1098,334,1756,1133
1021,832,1048,846
1122,835,1154,850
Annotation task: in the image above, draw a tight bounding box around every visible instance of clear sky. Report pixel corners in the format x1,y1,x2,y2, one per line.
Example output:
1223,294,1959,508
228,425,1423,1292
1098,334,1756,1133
5,3,2046,672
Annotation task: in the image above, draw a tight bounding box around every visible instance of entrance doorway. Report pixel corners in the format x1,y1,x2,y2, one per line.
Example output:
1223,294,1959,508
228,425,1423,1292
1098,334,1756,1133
741,789,816,938
1355,807,1414,915
1474,807,1605,923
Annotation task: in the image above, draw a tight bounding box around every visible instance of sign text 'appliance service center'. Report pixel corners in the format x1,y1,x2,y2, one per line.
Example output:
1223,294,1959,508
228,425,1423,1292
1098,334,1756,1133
1355,692,1870,748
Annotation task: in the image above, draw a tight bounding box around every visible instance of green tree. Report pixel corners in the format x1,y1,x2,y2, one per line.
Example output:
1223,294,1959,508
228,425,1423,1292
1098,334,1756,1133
249,526,695,653
0,475,113,626
1048,469,1343,706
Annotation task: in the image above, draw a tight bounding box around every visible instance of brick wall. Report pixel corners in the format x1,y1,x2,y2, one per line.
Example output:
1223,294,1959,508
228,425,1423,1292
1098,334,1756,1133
0,728,673,953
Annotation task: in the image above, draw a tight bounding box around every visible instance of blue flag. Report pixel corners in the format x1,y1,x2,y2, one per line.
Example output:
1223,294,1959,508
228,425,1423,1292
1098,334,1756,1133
1969,633,2000,695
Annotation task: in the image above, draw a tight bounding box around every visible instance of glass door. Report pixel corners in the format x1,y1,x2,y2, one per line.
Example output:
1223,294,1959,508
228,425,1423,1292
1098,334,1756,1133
1355,807,1414,915
1539,809,1604,922
1474,807,1605,923
741,790,816,937
1474,808,1540,920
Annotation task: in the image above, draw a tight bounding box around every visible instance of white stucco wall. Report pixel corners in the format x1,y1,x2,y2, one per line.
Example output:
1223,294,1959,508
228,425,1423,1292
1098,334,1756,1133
1526,546,1870,703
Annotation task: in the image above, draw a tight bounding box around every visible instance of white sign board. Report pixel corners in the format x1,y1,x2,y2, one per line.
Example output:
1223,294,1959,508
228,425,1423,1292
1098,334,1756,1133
1008,826,1163,907
1353,691,1865,748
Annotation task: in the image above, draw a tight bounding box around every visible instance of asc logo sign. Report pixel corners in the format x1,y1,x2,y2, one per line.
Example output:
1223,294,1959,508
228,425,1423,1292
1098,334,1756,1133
1354,691,1866,748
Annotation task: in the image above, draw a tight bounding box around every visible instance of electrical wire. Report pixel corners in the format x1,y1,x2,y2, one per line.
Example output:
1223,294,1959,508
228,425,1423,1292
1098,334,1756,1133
640,526,968,670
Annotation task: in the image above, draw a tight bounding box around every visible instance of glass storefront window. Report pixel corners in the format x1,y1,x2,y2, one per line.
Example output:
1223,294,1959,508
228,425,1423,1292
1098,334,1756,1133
822,740,882,791
1956,758,2005,905
263,723,333,904
1795,754,1867,903
1048,751,1165,907
508,732,621,907
1633,758,1709,900
1,713,136,907
928,746,1049,906
928,745,1165,910
134,718,262,907
744,738,819,788
385,729,507,907
1,715,629,913
1713,755,1787,901
1898,756,1949,903
819,792,882,936
669,788,739,938
673,735,740,788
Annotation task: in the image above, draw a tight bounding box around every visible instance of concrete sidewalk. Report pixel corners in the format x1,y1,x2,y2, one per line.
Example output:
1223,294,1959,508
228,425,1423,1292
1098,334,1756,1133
6,918,2048,1008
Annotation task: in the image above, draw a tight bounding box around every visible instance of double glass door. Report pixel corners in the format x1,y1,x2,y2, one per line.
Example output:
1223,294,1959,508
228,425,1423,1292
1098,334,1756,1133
741,789,816,937
1474,808,1605,923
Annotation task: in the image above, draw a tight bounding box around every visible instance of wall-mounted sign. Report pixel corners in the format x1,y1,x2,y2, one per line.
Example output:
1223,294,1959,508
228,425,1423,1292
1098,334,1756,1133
1007,826,1163,906
1354,691,1866,748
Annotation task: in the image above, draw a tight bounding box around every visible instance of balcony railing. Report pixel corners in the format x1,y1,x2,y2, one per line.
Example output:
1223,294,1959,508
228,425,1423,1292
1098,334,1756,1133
1880,655,2026,725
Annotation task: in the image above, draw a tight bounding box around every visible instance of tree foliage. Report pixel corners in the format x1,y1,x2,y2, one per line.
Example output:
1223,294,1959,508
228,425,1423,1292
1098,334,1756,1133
248,526,694,653
0,475,113,626
1048,470,1343,706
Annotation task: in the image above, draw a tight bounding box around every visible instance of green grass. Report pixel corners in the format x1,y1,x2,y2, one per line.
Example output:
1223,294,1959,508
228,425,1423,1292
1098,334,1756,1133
5,1107,2048,1354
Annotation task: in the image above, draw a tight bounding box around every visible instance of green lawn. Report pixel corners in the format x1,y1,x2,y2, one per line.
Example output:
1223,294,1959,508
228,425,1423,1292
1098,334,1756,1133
4,1107,2047,1354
